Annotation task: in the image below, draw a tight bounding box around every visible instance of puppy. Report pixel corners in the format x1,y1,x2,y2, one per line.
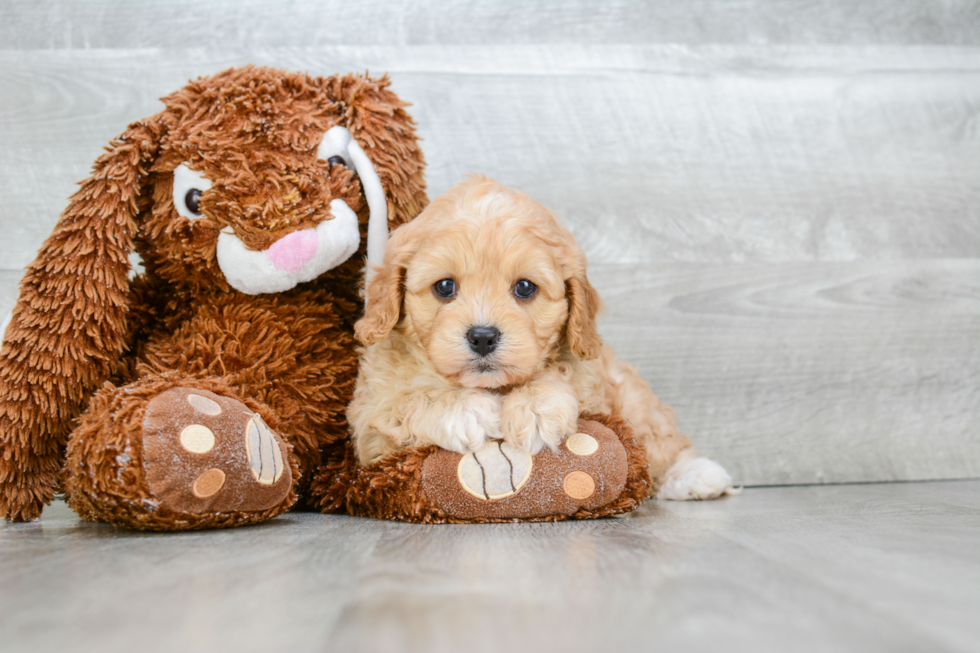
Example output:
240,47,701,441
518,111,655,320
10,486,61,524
348,177,735,500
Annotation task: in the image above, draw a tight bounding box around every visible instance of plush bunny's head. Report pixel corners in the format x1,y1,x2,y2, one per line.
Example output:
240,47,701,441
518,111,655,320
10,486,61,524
29,66,415,305
127,67,425,294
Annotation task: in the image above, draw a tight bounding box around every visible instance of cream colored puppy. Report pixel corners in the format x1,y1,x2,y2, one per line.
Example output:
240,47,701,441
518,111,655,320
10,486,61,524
349,177,735,500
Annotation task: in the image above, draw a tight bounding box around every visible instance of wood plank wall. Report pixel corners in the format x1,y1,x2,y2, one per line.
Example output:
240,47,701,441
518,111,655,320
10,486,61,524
0,0,977,485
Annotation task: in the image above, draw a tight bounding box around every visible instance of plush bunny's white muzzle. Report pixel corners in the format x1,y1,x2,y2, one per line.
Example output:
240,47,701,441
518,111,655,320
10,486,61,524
215,199,361,295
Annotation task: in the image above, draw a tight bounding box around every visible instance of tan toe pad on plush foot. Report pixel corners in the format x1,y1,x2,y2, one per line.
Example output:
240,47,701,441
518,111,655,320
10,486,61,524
142,388,292,514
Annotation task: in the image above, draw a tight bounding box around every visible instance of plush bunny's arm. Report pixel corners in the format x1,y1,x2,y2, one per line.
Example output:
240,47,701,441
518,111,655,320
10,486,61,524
0,119,161,521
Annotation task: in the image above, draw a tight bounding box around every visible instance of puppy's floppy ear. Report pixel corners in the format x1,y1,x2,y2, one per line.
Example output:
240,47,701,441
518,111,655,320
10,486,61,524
566,273,604,360
561,238,605,361
0,114,166,521
354,220,417,346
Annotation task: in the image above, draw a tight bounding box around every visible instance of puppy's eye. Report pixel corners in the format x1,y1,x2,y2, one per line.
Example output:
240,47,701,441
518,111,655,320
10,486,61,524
514,279,537,300
433,278,457,299
327,155,347,169
184,189,203,216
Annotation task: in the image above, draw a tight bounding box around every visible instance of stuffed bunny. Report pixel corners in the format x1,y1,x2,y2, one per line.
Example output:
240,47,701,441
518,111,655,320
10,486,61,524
0,66,427,530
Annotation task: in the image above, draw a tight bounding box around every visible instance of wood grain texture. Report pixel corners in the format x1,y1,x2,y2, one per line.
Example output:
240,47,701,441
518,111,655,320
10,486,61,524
2,0,979,49
0,2,977,486
591,260,980,485
1,484,978,653
2,258,975,486
2,46,979,269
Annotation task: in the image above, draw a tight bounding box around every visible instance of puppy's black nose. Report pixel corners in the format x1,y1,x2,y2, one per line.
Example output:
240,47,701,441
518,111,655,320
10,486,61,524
466,326,500,357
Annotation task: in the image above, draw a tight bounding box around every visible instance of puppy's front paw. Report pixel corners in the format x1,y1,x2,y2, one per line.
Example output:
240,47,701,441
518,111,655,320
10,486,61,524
501,388,579,454
436,392,502,454
658,456,740,501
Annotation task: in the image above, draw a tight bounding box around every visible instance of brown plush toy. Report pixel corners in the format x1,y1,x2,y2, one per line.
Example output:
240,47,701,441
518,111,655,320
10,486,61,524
313,413,651,523
0,66,427,530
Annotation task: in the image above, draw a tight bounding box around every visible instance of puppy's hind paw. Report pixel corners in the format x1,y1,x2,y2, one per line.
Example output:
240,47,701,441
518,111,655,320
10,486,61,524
658,456,741,501
436,392,501,454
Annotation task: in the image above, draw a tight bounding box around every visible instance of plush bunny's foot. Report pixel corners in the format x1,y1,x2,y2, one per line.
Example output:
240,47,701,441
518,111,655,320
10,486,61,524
313,414,652,523
141,387,293,515
64,378,298,530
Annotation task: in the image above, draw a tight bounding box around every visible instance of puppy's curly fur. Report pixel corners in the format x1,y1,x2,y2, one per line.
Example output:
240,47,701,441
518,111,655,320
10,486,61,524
349,177,735,499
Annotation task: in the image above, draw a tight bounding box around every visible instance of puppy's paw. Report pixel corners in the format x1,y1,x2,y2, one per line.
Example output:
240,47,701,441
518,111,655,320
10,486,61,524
501,387,579,454
658,456,740,501
436,392,502,454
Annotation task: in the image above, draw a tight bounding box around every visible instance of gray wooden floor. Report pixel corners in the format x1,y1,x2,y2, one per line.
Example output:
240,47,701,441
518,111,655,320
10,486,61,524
1,481,978,653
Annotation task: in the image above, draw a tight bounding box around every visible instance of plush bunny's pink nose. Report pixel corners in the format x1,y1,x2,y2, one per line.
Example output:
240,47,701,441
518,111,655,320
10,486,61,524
265,229,318,273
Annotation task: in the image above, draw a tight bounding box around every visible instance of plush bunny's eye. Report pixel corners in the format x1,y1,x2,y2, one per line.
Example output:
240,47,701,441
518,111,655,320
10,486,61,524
318,128,354,171
173,163,213,221
184,189,203,215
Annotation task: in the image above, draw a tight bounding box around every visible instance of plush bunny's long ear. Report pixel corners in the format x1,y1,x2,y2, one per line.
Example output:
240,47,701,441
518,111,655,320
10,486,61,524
334,74,429,232
0,115,165,522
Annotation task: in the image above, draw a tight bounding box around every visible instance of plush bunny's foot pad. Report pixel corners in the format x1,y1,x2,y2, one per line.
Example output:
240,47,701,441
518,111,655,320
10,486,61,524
64,378,299,531
312,413,651,523
141,388,293,514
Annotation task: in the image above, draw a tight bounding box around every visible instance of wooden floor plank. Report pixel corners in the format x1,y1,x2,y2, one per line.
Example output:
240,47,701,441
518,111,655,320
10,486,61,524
1,46,978,269
1,482,977,653
0,14,977,488
2,259,975,486
591,259,980,485
1,0,978,50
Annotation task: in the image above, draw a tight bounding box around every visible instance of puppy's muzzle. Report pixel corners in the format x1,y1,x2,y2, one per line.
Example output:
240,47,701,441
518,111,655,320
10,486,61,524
466,326,500,357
